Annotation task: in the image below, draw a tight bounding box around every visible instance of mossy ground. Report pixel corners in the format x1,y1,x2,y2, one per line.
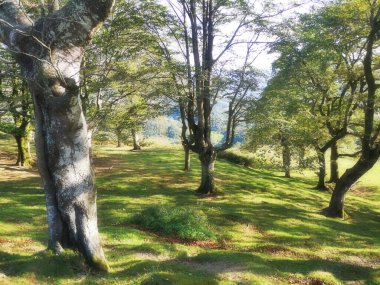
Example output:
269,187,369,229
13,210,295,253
0,138,379,284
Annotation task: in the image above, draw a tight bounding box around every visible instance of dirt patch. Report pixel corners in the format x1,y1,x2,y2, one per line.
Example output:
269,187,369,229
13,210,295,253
0,238,10,244
256,245,312,258
134,252,172,262
175,259,250,283
285,274,310,284
92,156,124,173
0,151,39,181
337,255,379,268
350,185,377,197
0,152,17,164
154,235,223,250
177,259,247,274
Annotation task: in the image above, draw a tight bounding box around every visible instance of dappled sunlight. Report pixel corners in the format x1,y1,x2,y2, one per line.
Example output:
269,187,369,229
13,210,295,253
0,145,379,283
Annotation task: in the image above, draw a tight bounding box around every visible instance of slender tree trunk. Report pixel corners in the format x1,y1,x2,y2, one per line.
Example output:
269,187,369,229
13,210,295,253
183,144,191,171
316,150,327,190
282,145,291,178
132,129,141,150
298,147,305,168
15,134,31,167
281,135,291,178
196,149,216,194
328,142,339,183
224,103,233,147
116,129,122,148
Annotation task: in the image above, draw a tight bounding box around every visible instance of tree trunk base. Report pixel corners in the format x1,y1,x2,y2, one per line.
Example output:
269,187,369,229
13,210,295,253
196,186,216,195
133,146,141,151
322,207,345,219
314,185,328,191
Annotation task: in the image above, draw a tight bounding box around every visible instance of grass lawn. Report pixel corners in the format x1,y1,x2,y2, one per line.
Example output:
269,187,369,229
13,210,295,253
0,138,379,284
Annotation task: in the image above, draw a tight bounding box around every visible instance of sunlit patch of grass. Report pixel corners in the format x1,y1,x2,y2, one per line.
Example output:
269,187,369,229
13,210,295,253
0,137,380,284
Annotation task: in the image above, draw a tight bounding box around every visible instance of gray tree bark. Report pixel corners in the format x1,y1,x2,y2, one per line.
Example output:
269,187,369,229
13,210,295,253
0,0,114,271
131,129,141,150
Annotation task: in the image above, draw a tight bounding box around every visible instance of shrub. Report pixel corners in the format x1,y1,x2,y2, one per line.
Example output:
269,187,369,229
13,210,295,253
132,205,216,241
218,150,255,167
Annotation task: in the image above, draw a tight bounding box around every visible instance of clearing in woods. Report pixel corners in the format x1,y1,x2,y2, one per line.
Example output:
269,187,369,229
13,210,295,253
0,139,379,284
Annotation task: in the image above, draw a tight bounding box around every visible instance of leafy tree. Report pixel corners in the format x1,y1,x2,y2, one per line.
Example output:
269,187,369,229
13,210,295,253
0,58,33,166
81,0,171,149
326,0,380,217
157,0,298,193
213,42,262,149
268,2,365,189
245,70,314,178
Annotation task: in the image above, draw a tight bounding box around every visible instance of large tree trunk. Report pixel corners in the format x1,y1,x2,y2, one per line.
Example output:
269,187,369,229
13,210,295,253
131,129,141,151
31,80,108,271
316,150,327,190
15,134,31,167
196,149,216,194
328,142,339,183
326,155,378,217
0,0,114,272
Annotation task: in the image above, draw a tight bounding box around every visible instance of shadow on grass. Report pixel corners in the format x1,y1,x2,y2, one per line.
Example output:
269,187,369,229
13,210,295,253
107,245,377,284
0,250,85,279
1,145,379,284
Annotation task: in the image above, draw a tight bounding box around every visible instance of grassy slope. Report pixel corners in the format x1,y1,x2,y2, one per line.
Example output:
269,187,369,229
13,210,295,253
0,139,379,284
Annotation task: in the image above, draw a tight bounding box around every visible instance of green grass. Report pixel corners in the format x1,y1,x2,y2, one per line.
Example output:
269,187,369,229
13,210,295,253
0,138,379,284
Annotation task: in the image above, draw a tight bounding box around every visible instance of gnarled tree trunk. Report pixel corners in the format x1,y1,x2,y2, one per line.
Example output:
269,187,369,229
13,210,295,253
327,155,378,217
0,0,114,271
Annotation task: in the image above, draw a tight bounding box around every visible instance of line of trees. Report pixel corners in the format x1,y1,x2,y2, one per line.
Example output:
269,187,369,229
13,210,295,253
246,0,380,217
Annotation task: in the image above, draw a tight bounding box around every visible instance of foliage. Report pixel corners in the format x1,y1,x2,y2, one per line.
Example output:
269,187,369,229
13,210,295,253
143,115,182,141
218,149,255,167
81,0,173,142
132,205,216,241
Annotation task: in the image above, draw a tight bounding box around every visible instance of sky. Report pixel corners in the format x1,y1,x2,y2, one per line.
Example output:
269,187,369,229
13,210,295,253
220,0,321,74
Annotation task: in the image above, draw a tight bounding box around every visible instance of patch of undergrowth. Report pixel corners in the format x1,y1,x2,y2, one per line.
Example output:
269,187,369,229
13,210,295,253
132,205,216,241
218,150,255,167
